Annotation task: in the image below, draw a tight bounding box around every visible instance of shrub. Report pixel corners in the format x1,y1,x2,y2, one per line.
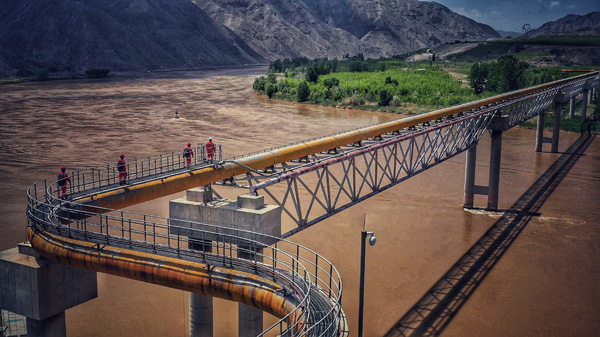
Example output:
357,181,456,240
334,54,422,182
331,86,343,101
297,81,310,102
348,94,365,106
265,83,277,98
390,96,402,107
305,64,319,83
378,89,393,106
385,76,398,85
324,77,340,89
469,62,489,94
365,92,375,102
278,80,286,92
253,76,266,92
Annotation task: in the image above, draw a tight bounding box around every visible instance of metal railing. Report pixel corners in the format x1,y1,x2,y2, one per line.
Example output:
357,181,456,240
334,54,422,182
27,176,344,337
46,144,225,200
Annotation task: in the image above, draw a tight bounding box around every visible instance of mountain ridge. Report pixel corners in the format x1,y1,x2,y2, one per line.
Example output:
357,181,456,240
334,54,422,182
524,11,600,38
1,0,502,78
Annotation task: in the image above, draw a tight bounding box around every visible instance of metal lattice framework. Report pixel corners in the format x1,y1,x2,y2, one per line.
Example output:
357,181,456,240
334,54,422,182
210,72,598,238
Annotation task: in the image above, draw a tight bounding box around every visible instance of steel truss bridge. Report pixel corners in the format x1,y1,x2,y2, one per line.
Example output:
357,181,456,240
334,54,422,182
26,71,598,336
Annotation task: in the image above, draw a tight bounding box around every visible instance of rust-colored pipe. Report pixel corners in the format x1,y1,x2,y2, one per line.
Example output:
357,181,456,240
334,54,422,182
27,227,304,326
78,72,598,211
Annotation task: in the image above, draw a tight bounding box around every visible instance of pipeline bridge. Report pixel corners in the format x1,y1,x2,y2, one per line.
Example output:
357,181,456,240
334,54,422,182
15,70,599,337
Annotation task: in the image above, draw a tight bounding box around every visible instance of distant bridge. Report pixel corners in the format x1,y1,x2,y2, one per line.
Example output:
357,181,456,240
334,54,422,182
21,70,599,336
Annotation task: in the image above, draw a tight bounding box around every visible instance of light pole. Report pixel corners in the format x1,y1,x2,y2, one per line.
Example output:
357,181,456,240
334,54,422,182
358,220,376,337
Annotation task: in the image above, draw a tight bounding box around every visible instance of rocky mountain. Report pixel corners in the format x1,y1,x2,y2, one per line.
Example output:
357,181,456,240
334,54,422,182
193,0,500,60
0,0,265,77
0,0,501,78
524,11,600,38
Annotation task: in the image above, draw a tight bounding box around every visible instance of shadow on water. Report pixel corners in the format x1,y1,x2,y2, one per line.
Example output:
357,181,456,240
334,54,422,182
384,134,596,337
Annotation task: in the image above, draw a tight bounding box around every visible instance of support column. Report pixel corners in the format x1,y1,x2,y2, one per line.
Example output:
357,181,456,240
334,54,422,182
552,101,563,153
568,97,575,119
581,89,589,120
463,145,477,208
26,313,66,337
238,247,263,337
535,111,545,152
169,188,281,337
189,240,213,337
0,244,97,337
487,130,502,211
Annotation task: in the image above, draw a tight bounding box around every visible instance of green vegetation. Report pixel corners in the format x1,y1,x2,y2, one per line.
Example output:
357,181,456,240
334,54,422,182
468,56,560,94
256,57,477,113
254,51,596,132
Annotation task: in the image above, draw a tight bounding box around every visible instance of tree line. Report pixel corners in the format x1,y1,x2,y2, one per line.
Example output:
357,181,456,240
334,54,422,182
255,55,561,110
468,55,559,94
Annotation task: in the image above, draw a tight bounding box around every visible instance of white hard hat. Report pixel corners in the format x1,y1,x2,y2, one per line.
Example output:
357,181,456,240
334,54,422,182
209,137,212,141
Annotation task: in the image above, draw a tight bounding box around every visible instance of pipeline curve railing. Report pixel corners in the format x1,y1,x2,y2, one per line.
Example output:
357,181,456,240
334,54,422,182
27,180,346,337
25,71,598,336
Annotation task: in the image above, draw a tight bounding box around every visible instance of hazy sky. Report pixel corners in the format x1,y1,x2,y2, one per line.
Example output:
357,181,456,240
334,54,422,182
427,0,600,32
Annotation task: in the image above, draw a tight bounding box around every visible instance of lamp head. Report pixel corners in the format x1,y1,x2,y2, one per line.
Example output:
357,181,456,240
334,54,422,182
367,232,376,246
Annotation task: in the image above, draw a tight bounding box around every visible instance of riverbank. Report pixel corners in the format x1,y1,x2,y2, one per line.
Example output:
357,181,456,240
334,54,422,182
0,63,270,85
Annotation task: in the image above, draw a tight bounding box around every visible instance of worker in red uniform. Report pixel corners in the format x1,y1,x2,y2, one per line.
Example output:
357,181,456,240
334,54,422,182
206,137,216,162
57,166,71,200
183,142,194,169
117,154,127,185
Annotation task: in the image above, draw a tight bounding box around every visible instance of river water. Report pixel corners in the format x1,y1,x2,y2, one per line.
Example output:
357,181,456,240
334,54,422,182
0,66,598,336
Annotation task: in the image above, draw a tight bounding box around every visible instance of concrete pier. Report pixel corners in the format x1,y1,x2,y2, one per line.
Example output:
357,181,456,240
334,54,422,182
189,240,213,337
551,100,563,153
170,187,281,337
0,243,97,337
568,97,575,119
463,145,477,208
487,130,503,211
238,246,263,337
535,111,545,152
581,89,589,119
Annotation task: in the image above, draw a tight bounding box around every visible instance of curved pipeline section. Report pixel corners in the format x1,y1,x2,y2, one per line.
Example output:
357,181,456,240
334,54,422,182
27,185,344,336
27,227,301,321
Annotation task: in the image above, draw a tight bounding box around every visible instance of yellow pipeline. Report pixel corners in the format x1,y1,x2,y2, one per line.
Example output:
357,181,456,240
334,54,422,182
79,71,599,211
27,227,304,325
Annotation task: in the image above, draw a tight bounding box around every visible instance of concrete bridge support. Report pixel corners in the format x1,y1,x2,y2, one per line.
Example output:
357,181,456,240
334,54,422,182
463,145,477,208
463,115,507,211
581,89,589,120
169,187,281,337
487,130,503,210
551,99,563,153
0,243,97,337
535,111,546,152
568,97,575,119
238,246,264,337
188,239,213,337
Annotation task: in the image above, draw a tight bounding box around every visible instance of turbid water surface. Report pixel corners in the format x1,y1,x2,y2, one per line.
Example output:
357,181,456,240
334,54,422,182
0,66,598,336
